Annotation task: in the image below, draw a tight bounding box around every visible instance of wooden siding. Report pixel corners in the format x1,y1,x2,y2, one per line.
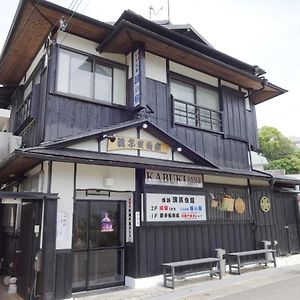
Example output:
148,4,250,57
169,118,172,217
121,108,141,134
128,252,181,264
44,94,131,141
247,103,259,150
55,250,72,300
145,78,250,169
222,86,247,141
251,188,300,256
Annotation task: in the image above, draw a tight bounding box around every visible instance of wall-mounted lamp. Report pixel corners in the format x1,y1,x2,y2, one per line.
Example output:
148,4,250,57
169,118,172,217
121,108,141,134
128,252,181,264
177,147,182,152
103,134,116,142
142,123,148,129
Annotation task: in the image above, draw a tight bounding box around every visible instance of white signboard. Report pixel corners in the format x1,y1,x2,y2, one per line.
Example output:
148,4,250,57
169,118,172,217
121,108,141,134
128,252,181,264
146,193,206,222
126,196,133,242
145,170,203,188
56,211,69,241
133,49,141,107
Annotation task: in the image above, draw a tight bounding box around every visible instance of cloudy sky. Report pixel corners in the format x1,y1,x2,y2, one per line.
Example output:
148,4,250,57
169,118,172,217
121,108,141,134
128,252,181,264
0,0,299,137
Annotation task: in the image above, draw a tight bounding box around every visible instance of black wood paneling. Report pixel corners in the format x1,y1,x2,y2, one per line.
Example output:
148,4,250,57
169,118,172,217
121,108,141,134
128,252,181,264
145,78,250,169
55,250,72,300
44,94,132,141
222,86,247,141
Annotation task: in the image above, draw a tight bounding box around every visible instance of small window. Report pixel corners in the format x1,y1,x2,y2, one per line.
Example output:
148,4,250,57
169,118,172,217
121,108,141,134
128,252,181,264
57,48,125,106
170,77,221,132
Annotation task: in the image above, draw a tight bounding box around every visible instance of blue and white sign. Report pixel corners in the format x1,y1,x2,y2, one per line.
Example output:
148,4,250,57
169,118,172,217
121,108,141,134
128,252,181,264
133,49,141,107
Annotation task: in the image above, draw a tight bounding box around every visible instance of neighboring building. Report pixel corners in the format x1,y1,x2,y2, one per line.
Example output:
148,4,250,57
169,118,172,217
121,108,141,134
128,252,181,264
0,1,299,300
251,151,268,171
290,136,300,149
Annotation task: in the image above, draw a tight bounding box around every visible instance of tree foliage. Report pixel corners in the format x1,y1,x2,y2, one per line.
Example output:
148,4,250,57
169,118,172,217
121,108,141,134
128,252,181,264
258,126,300,174
258,126,296,161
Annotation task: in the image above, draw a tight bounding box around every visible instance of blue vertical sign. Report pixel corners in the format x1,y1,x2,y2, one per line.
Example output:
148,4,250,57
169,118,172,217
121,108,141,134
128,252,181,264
133,48,141,107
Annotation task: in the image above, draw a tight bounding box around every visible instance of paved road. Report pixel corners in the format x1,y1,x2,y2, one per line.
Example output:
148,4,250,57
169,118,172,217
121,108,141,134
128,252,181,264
212,275,300,300
149,265,300,300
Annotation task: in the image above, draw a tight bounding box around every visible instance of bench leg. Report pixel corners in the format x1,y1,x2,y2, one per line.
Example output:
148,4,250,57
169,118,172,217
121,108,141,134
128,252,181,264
163,266,167,287
228,256,232,274
218,260,222,279
171,267,175,289
273,252,277,267
237,256,241,275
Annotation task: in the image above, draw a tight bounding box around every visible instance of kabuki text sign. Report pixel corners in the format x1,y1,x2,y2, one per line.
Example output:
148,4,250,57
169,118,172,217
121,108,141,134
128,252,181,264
146,193,206,222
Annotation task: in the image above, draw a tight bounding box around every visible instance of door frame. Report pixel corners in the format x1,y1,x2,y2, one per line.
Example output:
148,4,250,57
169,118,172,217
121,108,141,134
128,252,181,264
72,196,127,292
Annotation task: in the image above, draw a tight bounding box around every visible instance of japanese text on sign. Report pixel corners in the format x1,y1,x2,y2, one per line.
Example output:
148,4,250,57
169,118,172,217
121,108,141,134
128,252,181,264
107,136,169,153
146,194,206,222
133,49,141,107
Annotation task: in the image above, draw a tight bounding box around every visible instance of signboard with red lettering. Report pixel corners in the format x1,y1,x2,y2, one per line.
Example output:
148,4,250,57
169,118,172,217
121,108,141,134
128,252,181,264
146,193,206,222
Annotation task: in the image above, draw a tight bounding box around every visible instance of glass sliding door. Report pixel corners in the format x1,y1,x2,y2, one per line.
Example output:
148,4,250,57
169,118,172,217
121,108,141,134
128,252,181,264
72,200,125,291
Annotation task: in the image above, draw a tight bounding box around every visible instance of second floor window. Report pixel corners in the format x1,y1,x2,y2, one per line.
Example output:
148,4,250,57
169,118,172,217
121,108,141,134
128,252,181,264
170,77,222,132
56,48,126,106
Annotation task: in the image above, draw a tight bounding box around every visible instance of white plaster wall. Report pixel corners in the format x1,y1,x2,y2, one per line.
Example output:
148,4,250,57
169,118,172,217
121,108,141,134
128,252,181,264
57,32,126,64
127,52,132,79
68,139,99,152
76,164,135,191
221,80,239,90
51,162,74,250
139,129,172,160
169,61,218,87
22,45,45,85
145,52,167,83
204,175,247,186
250,179,269,186
173,152,192,163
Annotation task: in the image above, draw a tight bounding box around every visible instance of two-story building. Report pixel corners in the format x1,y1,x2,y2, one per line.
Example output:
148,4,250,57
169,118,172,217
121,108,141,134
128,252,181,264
0,1,299,300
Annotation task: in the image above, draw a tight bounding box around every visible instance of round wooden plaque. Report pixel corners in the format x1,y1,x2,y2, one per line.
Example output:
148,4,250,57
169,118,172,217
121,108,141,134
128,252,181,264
235,198,246,214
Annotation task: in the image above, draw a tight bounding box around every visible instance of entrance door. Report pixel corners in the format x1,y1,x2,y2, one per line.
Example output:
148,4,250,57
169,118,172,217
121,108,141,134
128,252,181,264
72,200,125,291
16,202,35,300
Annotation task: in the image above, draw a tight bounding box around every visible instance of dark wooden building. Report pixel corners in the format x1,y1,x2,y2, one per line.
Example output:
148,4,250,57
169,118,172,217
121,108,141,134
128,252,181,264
0,1,299,299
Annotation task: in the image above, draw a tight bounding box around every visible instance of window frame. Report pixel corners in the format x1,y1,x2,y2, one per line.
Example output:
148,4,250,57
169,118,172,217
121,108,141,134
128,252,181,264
55,46,128,108
169,72,223,133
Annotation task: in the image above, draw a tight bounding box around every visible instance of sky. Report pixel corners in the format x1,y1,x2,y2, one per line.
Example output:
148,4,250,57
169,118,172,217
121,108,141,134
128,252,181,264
0,0,299,137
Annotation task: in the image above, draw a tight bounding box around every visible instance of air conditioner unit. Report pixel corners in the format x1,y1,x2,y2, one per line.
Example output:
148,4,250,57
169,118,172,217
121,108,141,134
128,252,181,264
0,132,22,162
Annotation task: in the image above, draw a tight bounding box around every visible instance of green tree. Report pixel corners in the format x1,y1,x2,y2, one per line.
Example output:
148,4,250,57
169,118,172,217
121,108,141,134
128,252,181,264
264,155,300,174
258,126,296,161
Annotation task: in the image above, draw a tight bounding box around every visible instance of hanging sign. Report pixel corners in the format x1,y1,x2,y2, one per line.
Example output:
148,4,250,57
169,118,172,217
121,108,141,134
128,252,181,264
146,193,206,222
126,196,133,242
145,170,203,188
107,136,169,153
133,48,141,107
100,212,114,232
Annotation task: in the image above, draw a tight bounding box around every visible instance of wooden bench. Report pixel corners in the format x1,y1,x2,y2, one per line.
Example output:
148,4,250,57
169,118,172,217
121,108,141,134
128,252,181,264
162,257,222,289
227,249,277,275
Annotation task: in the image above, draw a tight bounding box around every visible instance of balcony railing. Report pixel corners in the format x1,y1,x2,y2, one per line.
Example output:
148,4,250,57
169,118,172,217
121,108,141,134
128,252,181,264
173,98,222,132
14,85,40,135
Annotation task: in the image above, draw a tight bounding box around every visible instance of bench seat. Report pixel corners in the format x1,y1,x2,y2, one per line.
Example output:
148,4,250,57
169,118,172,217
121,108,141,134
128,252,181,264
162,257,222,289
227,249,276,275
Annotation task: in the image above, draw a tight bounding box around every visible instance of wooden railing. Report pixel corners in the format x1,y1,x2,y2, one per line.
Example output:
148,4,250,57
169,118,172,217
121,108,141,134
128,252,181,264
173,98,222,132
14,85,40,135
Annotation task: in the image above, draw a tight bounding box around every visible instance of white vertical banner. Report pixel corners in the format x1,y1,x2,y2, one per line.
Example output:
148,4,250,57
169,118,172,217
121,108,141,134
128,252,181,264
126,196,133,242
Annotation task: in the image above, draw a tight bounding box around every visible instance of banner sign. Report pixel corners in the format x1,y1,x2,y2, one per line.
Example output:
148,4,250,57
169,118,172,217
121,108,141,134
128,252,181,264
145,170,203,188
126,196,133,242
107,136,169,153
146,193,206,222
133,49,141,107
